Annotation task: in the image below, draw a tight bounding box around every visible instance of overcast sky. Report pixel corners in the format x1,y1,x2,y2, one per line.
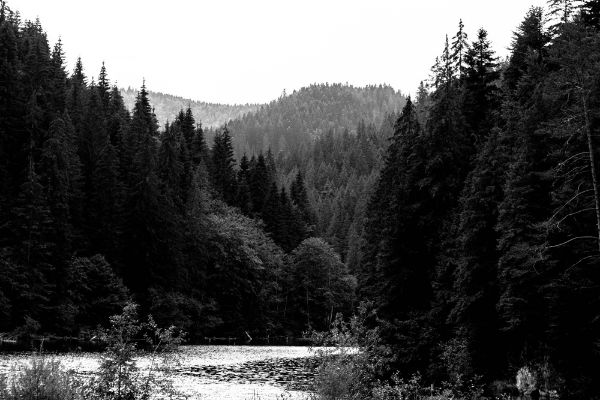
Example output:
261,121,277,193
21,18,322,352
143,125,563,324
15,0,546,105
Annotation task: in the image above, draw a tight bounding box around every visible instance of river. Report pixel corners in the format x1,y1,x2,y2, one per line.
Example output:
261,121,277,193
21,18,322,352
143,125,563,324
0,345,320,400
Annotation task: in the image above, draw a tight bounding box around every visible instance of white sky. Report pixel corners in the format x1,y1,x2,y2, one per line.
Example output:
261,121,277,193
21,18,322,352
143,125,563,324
15,0,546,105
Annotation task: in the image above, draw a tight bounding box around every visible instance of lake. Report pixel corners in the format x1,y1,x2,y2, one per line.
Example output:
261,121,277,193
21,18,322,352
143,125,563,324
0,345,320,400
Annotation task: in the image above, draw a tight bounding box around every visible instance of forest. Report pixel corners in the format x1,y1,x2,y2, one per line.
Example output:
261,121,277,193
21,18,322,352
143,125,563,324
1,0,600,398
0,0,355,342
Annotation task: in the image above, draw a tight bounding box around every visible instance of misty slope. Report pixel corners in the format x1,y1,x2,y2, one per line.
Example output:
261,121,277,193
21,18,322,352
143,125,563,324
120,87,260,128
226,83,406,154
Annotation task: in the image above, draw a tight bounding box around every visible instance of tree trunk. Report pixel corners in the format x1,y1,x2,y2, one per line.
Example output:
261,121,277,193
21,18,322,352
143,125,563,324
582,91,600,252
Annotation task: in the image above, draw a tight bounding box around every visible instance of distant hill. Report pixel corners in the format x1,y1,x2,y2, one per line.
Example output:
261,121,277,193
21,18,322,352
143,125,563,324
225,83,406,155
120,87,261,128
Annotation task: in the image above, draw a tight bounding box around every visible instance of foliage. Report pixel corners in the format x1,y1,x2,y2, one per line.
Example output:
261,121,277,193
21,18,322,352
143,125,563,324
312,302,391,400
0,356,83,400
84,302,185,400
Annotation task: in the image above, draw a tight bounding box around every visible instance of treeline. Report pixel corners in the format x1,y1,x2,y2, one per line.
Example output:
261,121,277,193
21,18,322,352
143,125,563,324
359,2,600,397
120,87,260,128
0,1,354,341
225,83,405,155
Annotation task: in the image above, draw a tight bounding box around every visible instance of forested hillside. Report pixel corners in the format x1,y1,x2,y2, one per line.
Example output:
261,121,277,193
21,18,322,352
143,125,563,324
120,87,260,128
276,117,396,270
0,1,354,341
222,84,404,265
225,83,405,155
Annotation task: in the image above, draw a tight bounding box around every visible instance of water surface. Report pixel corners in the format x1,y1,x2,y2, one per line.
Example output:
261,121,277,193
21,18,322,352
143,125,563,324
0,345,319,400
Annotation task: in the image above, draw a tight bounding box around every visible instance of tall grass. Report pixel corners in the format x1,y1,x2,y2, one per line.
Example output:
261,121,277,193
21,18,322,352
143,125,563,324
0,356,83,400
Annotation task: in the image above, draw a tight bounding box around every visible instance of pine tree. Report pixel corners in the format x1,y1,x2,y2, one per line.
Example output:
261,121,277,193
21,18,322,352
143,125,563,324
121,82,165,294
48,39,67,117
445,129,508,377
290,170,314,229
107,85,130,148
210,126,237,204
451,19,469,78
97,62,110,112
158,122,183,207
181,107,195,146
191,122,208,167
249,153,271,215
80,86,120,254
40,117,81,259
236,153,253,214
463,28,500,137
504,7,549,94
361,98,424,311
67,57,87,133
262,182,282,242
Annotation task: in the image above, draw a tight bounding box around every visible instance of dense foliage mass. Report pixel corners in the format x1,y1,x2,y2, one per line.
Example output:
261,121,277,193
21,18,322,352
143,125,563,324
120,87,260,128
358,2,600,398
0,0,354,341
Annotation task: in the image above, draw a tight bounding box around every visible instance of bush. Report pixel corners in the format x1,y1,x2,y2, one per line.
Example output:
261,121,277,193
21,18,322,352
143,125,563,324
0,356,83,400
2,302,185,400
312,301,392,400
312,303,487,400
83,302,185,400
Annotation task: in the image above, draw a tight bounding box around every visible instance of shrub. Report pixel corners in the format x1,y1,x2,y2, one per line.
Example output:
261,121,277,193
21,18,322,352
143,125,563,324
312,303,487,400
0,356,83,400
83,302,185,400
312,301,392,400
2,302,185,400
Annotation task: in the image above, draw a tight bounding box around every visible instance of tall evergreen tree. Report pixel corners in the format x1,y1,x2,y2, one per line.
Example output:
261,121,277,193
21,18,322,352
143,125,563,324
462,28,500,137
451,19,469,78
210,126,237,204
250,153,271,214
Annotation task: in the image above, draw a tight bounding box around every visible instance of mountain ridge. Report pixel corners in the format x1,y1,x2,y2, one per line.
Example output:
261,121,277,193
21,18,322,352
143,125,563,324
120,87,261,128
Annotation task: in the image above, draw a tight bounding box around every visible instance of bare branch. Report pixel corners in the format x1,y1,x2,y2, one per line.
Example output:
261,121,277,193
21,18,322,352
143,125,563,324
547,236,598,249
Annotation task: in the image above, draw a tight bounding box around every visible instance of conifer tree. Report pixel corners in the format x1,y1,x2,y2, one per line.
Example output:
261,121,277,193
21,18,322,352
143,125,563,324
182,107,195,146
504,7,549,94
158,122,183,206
67,57,87,133
446,129,508,377
48,39,67,117
262,182,282,241
463,28,500,137
290,170,314,228
250,153,271,213
236,154,253,214
210,126,237,204
40,117,81,258
451,19,469,78
121,83,165,294
191,122,208,167
97,62,110,112
80,86,120,254
107,85,129,148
